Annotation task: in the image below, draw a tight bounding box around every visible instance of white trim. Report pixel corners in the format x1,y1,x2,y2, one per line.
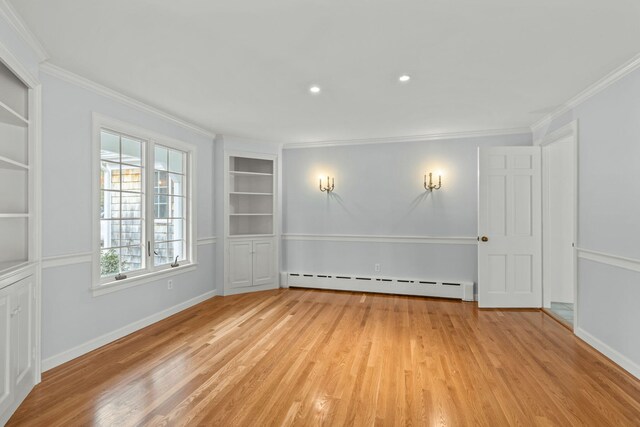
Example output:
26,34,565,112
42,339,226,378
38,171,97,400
283,127,531,149
0,0,49,62
220,283,279,296
534,120,578,147
42,252,93,269
41,290,217,372
577,247,640,274
531,53,640,134
92,113,198,292
196,236,217,246
539,120,579,330
282,233,478,245
0,38,38,87
92,264,198,297
575,327,640,379
40,62,216,138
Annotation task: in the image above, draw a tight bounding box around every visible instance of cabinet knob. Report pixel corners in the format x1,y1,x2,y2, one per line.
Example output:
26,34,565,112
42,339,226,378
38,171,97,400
481,236,489,242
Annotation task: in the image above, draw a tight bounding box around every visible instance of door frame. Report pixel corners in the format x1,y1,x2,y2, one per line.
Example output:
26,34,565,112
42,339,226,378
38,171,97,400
535,120,579,331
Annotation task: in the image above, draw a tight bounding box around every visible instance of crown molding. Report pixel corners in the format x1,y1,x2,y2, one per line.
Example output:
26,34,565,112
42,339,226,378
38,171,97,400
531,53,640,135
40,62,216,139
282,233,478,245
0,0,49,62
283,127,531,149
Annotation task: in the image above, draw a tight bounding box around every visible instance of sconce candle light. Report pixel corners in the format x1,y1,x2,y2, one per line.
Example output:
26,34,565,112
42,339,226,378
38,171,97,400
424,172,442,191
319,176,335,193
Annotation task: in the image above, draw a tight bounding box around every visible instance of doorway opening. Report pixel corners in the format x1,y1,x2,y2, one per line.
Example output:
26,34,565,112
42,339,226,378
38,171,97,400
540,122,577,329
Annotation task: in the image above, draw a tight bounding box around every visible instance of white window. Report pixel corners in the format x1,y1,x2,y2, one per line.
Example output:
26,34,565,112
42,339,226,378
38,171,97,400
93,115,195,292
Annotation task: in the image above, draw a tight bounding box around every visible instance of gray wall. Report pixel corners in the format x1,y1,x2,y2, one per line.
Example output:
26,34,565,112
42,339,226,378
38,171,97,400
282,133,531,281
533,66,640,376
40,72,216,361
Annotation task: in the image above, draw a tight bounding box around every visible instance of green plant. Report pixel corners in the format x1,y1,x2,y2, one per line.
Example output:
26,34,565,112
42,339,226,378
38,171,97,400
100,249,120,276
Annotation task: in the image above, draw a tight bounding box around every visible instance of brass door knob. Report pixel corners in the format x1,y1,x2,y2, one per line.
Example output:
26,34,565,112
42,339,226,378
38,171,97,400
481,236,489,242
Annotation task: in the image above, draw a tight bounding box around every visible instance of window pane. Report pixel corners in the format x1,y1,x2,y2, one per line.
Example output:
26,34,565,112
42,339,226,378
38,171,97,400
101,190,120,219
154,219,168,242
121,166,142,192
154,195,168,218
155,146,168,170
100,220,120,248
167,196,184,218
100,161,120,190
168,173,183,196
120,246,143,272
121,136,142,166
155,171,168,194
169,240,186,261
154,242,170,266
100,248,121,277
100,131,120,162
121,219,143,247
168,149,184,173
168,218,184,241
120,193,142,219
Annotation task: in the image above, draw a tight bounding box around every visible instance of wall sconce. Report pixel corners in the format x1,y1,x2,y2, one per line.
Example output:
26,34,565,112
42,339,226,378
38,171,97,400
424,172,442,191
319,176,335,193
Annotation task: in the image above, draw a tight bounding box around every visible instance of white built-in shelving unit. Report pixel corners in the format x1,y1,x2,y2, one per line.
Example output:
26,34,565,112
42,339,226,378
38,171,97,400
224,153,278,295
0,56,40,425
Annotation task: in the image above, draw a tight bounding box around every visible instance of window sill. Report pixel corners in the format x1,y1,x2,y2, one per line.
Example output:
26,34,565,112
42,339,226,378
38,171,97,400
92,263,198,297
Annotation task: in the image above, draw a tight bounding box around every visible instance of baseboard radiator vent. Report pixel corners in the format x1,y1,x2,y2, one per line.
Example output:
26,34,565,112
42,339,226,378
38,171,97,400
283,272,475,301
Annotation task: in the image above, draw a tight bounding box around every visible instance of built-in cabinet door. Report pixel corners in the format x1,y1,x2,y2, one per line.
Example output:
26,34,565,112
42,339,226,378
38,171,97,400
11,277,34,394
0,288,12,417
252,240,274,287
228,241,253,288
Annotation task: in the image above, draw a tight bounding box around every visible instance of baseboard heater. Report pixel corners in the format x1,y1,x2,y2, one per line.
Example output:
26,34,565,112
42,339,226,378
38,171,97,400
282,272,475,301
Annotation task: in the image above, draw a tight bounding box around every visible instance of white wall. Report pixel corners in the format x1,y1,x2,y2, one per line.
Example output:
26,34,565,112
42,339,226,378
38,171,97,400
282,133,531,282
40,72,216,365
534,65,640,378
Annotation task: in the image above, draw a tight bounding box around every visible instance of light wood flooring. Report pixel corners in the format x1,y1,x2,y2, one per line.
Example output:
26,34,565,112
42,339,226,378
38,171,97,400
8,288,640,426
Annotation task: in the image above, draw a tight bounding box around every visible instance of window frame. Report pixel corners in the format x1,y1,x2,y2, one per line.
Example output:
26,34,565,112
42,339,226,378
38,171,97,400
92,113,197,296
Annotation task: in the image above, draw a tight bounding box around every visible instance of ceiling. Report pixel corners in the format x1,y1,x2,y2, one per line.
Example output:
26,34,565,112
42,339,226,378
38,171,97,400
9,0,640,142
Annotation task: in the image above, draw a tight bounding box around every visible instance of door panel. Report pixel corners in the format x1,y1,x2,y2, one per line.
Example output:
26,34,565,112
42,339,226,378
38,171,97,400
12,278,33,387
0,289,12,416
479,146,541,307
228,241,252,288
252,240,274,287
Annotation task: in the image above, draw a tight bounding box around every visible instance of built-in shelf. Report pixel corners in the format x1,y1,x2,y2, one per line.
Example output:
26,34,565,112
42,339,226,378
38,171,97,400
0,155,28,170
0,99,28,127
229,171,273,177
228,155,275,237
0,213,29,218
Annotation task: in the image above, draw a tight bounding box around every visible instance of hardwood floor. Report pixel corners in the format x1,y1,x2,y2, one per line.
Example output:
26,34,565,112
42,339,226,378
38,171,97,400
8,288,640,426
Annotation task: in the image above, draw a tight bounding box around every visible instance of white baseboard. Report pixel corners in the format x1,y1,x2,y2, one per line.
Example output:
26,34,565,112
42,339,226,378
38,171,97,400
42,289,217,372
575,327,640,380
221,283,279,296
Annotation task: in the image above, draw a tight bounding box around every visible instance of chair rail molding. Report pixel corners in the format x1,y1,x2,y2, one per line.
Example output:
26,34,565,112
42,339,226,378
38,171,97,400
577,247,640,274
282,233,478,245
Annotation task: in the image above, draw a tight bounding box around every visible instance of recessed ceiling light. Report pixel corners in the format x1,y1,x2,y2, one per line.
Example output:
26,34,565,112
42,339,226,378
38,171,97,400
309,85,321,94
399,74,411,83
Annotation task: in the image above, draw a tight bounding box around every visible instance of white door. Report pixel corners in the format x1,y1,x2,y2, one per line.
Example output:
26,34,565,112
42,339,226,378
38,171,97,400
252,240,274,287
478,147,542,308
228,240,252,288
0,288,13,417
